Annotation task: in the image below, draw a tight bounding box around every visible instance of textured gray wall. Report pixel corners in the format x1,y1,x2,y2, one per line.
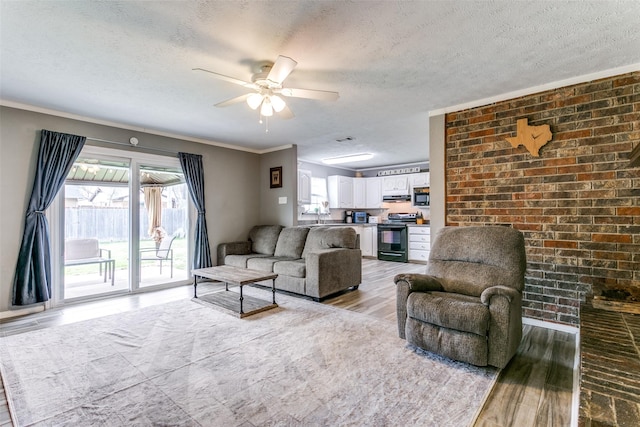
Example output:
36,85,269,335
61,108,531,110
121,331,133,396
259,147,298,227
428,114,445,239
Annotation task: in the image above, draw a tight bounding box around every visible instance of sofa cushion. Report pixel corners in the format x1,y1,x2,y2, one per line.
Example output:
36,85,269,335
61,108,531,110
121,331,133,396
225,254,271,268
274,227,310,258
249,225,283,255
273,259,306,278
302,227,357,258
247,256,290,272
406,291,490,336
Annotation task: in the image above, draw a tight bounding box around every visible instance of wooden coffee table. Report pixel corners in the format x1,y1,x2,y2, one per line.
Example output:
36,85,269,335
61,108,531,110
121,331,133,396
192,265,278,318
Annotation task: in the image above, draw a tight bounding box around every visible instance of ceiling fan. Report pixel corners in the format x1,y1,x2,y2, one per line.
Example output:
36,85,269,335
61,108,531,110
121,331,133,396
193,55,339,121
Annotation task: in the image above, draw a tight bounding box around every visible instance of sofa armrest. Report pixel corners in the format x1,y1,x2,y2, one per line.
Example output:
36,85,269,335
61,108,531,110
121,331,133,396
216,241,252,265
305,248,362,299
480,285,520,305
394,274,444,339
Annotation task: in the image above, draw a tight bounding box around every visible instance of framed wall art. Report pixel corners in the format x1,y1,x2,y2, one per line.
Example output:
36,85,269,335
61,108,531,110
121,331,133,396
270,166,282,188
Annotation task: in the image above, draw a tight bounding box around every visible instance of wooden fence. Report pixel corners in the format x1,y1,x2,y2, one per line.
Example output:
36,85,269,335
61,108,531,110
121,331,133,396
65,208,187,241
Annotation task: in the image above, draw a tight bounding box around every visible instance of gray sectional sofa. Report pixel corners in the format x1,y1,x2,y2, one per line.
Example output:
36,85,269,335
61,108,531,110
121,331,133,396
217,225,362,300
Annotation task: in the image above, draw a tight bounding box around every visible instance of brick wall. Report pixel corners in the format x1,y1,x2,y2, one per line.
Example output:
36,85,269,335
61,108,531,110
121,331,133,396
445,71,640,325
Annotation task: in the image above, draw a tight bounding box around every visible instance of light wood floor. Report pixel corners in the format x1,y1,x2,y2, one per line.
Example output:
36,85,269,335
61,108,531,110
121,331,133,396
0,258,576,426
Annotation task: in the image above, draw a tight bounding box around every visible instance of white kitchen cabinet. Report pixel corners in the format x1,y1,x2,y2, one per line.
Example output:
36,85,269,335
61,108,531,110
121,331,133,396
352,177,382,209
382,175,409,195
410,172,430,188
365,177,382,208
328,175,353,209
353,178,367,208
297,169,312,204
360,225,376,257
350,225,376,257
408,225,430,262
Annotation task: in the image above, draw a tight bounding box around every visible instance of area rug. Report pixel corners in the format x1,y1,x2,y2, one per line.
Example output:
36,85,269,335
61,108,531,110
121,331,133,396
0,288,498,426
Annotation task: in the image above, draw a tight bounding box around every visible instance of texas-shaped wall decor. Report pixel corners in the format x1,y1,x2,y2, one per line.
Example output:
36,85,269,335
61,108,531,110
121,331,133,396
505,118,553,157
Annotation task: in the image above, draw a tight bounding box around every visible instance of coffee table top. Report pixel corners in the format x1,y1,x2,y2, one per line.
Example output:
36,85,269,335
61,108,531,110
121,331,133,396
192,265,277,285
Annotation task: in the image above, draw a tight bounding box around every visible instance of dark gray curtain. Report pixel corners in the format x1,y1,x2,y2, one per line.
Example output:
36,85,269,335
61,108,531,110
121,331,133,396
13,130,86,305
178,152,212,269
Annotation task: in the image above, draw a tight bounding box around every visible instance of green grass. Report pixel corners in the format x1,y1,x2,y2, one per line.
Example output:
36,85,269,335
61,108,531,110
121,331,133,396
65,238,189,276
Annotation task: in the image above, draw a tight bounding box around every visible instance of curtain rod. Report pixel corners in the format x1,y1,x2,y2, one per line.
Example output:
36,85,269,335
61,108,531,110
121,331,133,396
85,137,179,157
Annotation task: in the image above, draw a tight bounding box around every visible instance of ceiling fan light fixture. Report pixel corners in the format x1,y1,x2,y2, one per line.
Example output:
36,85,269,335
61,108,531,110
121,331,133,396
246,93,263,110
260,97,274,117
322,153,374,165
271,95,286,112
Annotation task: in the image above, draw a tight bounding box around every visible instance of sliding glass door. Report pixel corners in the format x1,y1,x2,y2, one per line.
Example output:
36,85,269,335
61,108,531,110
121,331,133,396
138,164,189,288
52,146,192,303
62,156,131,299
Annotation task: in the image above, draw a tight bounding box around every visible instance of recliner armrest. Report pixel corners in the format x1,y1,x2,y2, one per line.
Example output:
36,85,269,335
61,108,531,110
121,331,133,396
480,285,520,305
394,273,444,293
394,273,443,340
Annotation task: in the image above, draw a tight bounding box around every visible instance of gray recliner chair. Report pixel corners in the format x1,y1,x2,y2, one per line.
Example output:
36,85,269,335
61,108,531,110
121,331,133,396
395,226,526,368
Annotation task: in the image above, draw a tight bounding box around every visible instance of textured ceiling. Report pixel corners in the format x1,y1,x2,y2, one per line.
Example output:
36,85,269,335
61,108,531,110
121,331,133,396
1,1,639,169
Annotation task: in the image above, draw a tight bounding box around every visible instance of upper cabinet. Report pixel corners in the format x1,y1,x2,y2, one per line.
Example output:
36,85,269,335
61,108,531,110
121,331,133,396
365,177,382,208
410,172,430,188
328,175,353,208
353,178,367,208
329,176,382,209
382,175,409,195
353,177,382,209
298,169,312,205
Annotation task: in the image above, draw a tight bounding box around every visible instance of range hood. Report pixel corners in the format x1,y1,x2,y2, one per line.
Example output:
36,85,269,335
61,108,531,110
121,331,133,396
383,194,411,202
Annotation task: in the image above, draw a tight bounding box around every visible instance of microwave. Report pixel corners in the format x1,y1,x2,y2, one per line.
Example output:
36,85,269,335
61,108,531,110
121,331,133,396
352,211,368,223
413,187,430,206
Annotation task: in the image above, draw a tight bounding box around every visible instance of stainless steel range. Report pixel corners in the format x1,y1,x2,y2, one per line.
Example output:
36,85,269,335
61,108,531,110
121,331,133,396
377,213,418,262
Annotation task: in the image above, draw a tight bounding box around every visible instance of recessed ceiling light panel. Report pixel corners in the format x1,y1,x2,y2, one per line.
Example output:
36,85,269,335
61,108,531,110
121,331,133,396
322,153,373,165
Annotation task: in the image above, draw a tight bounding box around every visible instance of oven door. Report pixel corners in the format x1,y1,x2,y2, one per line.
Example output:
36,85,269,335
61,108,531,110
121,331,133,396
377,224,408,262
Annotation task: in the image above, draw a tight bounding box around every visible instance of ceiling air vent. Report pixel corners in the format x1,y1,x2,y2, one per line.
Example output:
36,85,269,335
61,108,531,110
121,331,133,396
630,143,640,168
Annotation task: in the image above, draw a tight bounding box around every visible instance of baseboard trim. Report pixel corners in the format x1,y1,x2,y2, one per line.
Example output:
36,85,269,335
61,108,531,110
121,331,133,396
522,317,579,334
0,305,45,320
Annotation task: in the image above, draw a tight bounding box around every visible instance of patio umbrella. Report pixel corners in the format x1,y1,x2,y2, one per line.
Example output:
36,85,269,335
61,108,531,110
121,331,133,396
143,186,162,237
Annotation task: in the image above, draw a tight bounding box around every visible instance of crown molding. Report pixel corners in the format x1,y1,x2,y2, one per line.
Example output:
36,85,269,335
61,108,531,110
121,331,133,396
429,62,640,116
0,99,286,155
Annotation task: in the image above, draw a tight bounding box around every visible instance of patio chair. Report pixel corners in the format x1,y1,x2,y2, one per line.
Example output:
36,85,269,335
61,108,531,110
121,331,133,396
139,234,176,278
64,238,115,286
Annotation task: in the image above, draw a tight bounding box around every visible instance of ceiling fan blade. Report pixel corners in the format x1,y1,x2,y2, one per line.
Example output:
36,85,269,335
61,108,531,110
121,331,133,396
215,93,251,107
266,55,297,85
193,68,257,89
279,87,339,101
277,104,295,120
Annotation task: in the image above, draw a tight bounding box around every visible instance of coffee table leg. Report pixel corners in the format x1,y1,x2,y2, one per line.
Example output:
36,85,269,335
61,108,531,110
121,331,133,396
239,285,244,315
193,276,198,298
272,279,276,304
